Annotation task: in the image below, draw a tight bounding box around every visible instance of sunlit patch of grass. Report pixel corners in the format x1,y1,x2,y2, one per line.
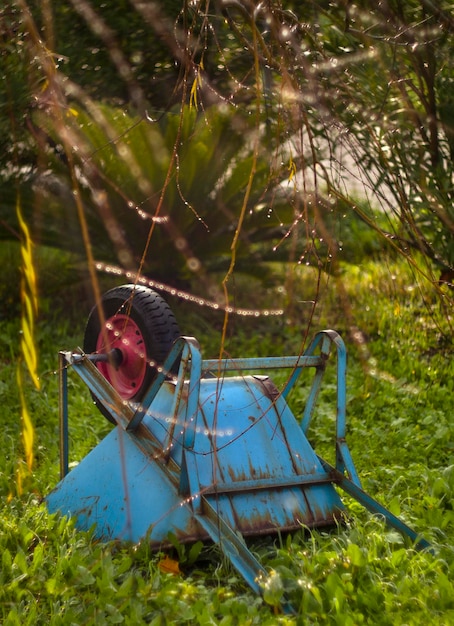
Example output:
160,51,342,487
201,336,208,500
0,254,452,622
263,516,454,624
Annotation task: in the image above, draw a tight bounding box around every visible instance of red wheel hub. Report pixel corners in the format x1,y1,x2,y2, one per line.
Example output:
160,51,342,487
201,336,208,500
95,314,147,399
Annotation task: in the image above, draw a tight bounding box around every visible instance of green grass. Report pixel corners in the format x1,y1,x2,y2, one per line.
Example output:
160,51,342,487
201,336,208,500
1,256,453,624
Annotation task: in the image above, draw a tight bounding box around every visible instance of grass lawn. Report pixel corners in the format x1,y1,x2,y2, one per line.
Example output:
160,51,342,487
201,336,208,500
0,257,453,624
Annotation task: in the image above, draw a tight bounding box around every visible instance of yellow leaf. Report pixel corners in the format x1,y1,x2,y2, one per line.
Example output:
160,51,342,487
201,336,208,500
16,369,35,474
288,157,297,183
16,202,31,237
22,345,40,390
14,194,39,490
21,319,40,389
158,556,181,575
190,78,198,110
189,68,203,110
22,405,35,470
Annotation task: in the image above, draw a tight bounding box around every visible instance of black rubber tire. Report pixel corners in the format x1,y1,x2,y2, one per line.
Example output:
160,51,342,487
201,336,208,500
83,284,181,422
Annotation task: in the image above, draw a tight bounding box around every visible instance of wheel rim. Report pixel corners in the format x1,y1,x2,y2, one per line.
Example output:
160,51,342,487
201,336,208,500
95,314,147,399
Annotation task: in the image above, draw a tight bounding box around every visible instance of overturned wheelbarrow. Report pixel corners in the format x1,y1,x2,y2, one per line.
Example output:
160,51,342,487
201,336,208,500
47,284,430,609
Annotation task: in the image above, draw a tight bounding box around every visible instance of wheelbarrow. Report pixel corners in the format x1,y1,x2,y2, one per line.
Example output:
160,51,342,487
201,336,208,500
46,284,430,610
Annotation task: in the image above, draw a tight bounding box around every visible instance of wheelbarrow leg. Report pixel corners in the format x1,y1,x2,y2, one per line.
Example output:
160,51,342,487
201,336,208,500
195,497,296,615
319,459,432,552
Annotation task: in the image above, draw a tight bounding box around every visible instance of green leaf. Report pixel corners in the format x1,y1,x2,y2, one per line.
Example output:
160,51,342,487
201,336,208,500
75,564,96,586
13,548,28,575
187,541,203,566
260,570,284,607
346,543,366,568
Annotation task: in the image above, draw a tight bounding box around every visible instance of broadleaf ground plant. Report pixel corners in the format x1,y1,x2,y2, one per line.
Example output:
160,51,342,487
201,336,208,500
0,256,453,624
